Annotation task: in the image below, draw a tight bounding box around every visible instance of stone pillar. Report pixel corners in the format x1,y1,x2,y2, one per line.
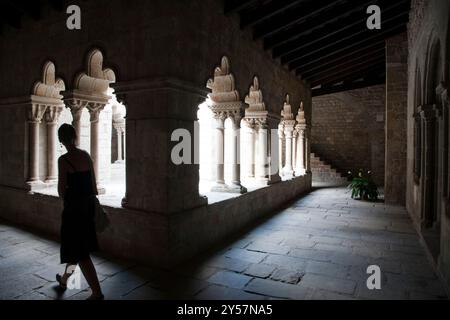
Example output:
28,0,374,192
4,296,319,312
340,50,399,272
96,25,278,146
256,122,268,182
229,115,245,192
385,32,408,205
112,81,208,214
113,121,125,163
27,104,47,184
295,128,306,176
87,103,106,194
211,113,226,191
44,105,64,183
65,100,87,147
243,119,255,179
278,126,284,176
283,126,294,177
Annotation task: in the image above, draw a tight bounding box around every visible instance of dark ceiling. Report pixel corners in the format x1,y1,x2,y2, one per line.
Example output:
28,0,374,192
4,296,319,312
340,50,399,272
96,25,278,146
0,0,64,30
0,0,410,97
225,0,411,96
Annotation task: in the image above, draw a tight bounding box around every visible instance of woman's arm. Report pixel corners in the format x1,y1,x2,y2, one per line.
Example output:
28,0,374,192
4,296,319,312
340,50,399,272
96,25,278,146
58,157,67,198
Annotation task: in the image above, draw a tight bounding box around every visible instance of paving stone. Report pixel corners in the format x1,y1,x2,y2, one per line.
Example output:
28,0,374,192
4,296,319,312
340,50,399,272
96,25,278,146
247,241,290,255
0,274,49,300
244,278,310,300
299,273,357,295
401,262,437,279
306,261,349,279
244,264,276,279
14,290,52,300
263,254,307,271
310,235,344,245
225,248,267,264
281,238,316,249
314,243,353,253
289,248,333,262
95,260,135,277
270,268,304,284
355,282,407,300
208,270,253,289
99,269,150,300
204,256,250,273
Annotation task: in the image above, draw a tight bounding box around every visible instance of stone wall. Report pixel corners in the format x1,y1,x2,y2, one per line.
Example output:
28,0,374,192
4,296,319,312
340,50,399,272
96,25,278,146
0,0,312,268
406,0,450,293
311,85,386,185
385,33,408,206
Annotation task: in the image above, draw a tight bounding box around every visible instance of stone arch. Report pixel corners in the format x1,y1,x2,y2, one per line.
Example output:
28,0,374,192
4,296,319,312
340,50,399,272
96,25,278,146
424,37,442,104
206,56,246,194
28,61,66,185
32,61,66,99
74,48,116,94
415,60,423,107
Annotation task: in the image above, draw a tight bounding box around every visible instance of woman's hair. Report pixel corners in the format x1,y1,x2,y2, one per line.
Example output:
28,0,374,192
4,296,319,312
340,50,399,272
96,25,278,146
58,124,77,145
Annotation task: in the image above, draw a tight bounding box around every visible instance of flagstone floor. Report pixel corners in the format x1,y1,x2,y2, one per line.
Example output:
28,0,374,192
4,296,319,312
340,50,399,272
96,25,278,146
0,186,448,300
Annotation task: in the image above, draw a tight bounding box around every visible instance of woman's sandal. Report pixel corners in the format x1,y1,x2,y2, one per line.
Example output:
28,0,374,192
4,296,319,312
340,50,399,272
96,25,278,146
56,274,67,290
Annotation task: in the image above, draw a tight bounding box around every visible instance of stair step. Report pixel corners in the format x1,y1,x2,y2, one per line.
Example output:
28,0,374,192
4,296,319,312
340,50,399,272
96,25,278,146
310,151,347,185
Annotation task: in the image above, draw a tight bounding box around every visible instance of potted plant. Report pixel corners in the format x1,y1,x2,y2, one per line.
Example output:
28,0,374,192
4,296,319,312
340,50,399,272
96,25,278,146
348,170,379,201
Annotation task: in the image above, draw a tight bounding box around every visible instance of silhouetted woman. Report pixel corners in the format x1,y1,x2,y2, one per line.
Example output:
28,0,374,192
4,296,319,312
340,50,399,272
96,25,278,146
56,124,104,300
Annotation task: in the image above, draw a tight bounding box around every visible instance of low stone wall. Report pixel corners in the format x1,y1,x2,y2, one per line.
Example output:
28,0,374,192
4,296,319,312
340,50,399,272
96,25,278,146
169,174,312,265
0,174,311,268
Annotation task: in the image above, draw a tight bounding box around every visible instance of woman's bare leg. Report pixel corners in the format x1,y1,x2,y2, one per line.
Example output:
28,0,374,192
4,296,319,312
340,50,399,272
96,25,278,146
79,257,102,297
60,263,77,284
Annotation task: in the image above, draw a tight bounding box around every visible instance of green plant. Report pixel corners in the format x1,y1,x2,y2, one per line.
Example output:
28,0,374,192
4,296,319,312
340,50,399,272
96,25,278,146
348,170,379,201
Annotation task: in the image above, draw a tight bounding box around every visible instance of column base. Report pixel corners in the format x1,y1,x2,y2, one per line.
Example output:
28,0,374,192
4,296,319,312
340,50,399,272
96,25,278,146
27,180,46,189
44,178,58,185
294,168,306,177
211,183,247,194
282,168,294,179
229,183,248,194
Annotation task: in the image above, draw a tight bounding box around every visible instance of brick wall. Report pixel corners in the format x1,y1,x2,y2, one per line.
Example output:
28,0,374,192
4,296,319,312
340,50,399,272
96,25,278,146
311,85,386,185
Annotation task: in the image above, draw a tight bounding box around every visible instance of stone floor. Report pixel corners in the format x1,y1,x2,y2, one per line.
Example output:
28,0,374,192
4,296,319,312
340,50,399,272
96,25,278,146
0,186,448,300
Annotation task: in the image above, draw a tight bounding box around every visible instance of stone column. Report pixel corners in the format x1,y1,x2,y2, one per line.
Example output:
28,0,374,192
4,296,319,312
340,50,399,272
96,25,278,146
66,100,87,147
295,128,306,176
256,121,268,182
292,130,298,173
113,121,125,163
27,104,47,184
229,115,245,192
278,126,284,176
283,126,294,177
211,113,226,191
243,119,255,179
87,103,106,194
44,105,64,183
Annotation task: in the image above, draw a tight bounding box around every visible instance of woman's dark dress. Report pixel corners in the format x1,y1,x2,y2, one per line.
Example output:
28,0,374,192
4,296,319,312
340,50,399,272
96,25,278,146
60,156,99,264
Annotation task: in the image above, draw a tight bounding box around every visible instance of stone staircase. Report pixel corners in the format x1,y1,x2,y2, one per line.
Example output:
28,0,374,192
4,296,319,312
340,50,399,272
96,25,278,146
310,152,348,186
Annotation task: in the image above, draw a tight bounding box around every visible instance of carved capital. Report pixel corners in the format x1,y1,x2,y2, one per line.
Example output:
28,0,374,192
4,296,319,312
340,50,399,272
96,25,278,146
65,98,88,122
28,104,48,123
87,102,107,123
44,105,64,124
